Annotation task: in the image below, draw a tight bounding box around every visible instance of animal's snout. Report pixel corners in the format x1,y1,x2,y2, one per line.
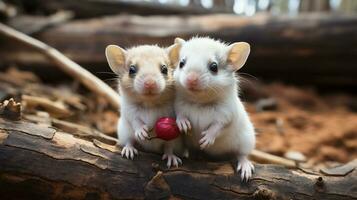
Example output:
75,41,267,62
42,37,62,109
144,79,157,90
186,72,199,87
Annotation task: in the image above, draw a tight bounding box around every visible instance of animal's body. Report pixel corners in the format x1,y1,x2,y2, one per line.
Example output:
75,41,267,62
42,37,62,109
105,44,184,167
171,37,256,180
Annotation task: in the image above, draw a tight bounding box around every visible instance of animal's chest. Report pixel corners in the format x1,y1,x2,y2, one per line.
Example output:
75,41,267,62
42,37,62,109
136,106,174,128
182,104,218,131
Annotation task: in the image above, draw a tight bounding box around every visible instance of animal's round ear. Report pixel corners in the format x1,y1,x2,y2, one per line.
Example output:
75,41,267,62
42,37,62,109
105,45,126,74
174,37,186,45
167,43,182,68
226,42,250,71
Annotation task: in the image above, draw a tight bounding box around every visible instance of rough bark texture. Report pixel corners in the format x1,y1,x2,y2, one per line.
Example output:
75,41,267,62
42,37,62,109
33,0,230,17
1,14,357,87
0,118,356,200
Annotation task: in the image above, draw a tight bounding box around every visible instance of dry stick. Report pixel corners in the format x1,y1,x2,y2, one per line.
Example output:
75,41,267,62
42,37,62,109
251,150,296,168
0,23,120,110
0,23,299,168
22,95,72,118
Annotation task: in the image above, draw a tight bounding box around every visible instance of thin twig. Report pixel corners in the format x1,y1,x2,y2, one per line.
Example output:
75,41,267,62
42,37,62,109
251,150,297,168
0,23,120,110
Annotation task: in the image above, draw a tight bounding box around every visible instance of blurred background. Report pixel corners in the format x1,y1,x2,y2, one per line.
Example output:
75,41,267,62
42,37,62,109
0,0,356,169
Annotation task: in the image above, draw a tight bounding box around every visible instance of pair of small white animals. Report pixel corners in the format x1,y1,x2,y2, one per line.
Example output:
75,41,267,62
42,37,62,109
105,37,256,181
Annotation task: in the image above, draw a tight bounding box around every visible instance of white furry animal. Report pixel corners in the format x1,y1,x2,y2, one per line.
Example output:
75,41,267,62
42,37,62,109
171,37,256,181
105,44,184,168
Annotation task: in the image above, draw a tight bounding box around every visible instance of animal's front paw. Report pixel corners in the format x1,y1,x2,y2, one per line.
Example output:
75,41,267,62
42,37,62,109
121,145,138,160
199,130,216,149
162,153,182,168
135,125,149,140
237,157,254,182
176,117,191,134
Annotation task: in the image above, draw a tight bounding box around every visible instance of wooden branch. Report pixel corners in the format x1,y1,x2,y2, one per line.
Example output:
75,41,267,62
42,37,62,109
250,149,297,168
8,11,74,35
22,95,72,118
0,118,356,200
0,1,17,18
0,22,120,110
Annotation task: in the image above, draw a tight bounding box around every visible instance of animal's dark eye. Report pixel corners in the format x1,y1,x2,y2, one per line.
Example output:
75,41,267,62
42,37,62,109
129,65,137,76
209,62,218,73
161,64,168,75
179,59,186,69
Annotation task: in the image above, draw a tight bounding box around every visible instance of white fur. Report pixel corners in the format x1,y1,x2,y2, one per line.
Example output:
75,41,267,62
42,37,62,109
118,94,176,151
105,44,184,167
175,89,255,156
117,93,184,166
174,37,256,181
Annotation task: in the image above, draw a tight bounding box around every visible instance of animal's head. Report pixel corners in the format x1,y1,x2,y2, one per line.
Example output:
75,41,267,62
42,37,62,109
170,37,250,101
105,44,179,102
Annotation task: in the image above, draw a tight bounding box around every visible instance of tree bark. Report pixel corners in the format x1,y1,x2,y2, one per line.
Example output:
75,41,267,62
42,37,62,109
0,118,356,200
11,0,230,18
1,14,357,87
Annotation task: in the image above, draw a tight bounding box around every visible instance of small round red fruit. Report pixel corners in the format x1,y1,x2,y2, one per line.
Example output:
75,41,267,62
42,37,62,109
154,117,180,141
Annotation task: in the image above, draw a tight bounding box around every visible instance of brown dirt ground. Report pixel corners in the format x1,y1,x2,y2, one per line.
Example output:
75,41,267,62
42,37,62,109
245,83,357,166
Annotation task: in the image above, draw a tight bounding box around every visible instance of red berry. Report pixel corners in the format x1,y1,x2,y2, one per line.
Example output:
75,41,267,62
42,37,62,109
154,117,180,141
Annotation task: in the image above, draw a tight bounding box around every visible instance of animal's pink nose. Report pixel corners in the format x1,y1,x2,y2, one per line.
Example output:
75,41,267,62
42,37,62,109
144,79,157,89
186,73,199,86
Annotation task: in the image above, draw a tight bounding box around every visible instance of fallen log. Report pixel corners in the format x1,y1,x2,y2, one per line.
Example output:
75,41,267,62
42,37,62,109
31,0,230,17
1,13,357,87
0,118,356,200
